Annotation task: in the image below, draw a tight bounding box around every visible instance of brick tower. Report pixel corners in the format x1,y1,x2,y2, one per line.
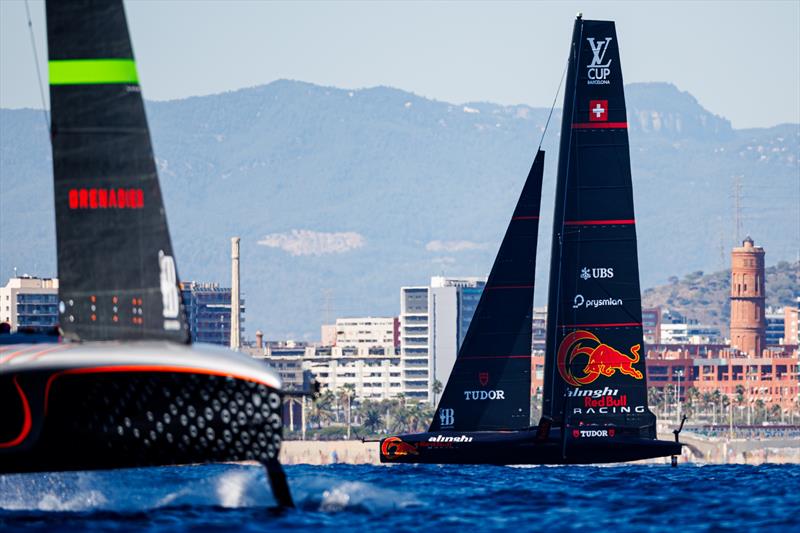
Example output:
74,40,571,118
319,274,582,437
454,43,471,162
730,236,766,356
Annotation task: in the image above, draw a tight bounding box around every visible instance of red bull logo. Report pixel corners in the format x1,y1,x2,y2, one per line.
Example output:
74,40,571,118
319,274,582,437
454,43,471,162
380,437,419,459
557,330,643,387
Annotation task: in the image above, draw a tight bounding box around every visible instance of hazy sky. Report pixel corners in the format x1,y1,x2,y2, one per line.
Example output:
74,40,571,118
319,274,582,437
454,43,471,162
1,0,798,129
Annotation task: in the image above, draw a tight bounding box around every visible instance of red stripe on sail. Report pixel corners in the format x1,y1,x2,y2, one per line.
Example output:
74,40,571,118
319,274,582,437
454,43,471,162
572,122,628,129
485,285,534,290
564,219,635,226
512,216,539,220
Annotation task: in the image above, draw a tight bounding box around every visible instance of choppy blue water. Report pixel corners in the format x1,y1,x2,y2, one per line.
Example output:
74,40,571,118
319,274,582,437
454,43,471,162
1,463,798,531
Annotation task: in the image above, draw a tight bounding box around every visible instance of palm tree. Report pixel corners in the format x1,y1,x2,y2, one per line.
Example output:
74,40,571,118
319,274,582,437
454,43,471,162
735,385,746,425
648,387,664,415
380,397,399,432
701,391,713,423
340,384,355,439
712,389,723,425
754,399,766,425
432,379,443,405
381,396,405,433
768,403,781,423
309,389,336,429
391,402,412,433
400,401,432,433
685,387,700,418
358,400,384,435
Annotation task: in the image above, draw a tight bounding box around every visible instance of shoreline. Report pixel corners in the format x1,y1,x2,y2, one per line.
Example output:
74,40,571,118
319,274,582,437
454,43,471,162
280,435,800,465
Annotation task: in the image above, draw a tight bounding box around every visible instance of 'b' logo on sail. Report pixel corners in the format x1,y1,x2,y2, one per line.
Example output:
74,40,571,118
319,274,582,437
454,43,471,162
439,408,455,427
557,330,642,387
586,37,613,85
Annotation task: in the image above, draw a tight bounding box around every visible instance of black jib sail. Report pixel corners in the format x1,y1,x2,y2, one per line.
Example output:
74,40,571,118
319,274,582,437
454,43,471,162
430,150,545,432
47,0,188,342
542,18,655,436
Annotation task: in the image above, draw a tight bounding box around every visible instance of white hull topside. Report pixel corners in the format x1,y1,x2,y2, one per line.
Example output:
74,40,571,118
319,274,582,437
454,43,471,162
0,341,282,391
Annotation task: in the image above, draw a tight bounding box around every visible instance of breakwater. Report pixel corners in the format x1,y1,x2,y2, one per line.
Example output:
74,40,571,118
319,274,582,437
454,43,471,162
281,440,381,465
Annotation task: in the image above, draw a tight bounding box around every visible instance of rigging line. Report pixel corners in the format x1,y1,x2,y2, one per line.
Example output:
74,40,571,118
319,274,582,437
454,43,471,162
24,0,50,134
537,57,569,151
549,22,584,422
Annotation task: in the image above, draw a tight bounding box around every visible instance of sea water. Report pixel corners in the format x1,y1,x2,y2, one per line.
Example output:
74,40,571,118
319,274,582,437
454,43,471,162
1,463,798,531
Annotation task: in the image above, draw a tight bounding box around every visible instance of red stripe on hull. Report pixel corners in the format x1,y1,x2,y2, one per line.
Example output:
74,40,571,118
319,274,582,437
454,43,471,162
0,377,32,449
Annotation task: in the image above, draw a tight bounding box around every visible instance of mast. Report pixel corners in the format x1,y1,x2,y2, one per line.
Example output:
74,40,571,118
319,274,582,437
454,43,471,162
430,151,545,432
542,18,655,435
46,0,188,343
230,237,241,350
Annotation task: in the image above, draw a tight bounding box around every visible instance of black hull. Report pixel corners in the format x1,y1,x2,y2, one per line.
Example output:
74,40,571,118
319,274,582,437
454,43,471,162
380,429,682,465
1,371,283,474
0,343,293,507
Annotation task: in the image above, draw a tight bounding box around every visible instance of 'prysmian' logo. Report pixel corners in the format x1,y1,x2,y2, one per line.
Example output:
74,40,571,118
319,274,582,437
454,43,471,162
557,330,642,387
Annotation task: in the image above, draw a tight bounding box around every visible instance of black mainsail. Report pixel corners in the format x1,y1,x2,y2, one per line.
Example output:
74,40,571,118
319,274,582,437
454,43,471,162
542,18,655,436
47,0,188,342
430,151,544,432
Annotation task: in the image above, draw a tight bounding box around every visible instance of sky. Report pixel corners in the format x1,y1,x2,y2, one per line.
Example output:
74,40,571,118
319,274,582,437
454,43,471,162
1,0,799,129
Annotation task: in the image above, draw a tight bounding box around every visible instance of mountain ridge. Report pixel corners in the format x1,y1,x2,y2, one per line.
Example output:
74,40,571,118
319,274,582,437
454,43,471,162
1,80,798,338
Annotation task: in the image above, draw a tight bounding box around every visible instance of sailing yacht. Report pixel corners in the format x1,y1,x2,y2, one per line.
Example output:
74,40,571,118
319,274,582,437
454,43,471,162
380,16,683,465
0,0,293,506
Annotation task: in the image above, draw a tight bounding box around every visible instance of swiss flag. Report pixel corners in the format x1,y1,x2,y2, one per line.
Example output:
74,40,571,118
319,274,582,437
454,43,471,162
589,100,608,122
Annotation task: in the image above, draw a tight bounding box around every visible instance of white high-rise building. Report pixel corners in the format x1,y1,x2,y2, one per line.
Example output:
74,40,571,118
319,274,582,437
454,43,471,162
332,316,398,348
399,276,487,404
1,277,59,332
765,306,786,346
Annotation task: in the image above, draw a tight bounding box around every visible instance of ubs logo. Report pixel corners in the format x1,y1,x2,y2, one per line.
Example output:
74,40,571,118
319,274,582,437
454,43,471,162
586,37,613,84
439,408,455,427
580,267,614,280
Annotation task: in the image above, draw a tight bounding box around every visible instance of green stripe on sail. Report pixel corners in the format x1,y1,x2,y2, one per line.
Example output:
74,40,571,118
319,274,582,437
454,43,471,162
49,59,138,85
